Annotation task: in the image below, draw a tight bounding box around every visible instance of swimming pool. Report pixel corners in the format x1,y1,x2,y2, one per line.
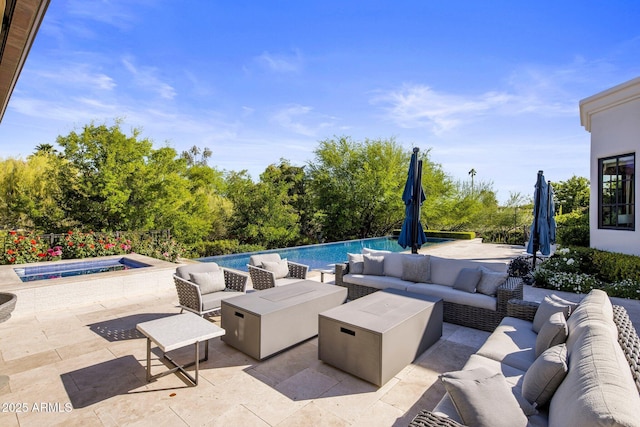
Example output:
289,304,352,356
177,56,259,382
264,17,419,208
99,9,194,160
196,236,450,271
13,257,151,282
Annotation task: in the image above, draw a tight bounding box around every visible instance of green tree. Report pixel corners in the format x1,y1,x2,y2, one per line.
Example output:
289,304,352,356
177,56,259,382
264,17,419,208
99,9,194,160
307,137,411,240
552,175,590,214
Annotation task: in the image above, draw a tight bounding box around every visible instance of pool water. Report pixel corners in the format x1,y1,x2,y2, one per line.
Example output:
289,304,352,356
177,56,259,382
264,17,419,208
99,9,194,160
14,257,151,282
196,236,450,271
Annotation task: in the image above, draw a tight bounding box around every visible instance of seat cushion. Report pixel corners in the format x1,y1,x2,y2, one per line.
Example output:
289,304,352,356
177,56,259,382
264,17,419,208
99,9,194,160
406,283,497,311
475,316,537,371
201,291,244,311
190,270,226,294
343,274,409,291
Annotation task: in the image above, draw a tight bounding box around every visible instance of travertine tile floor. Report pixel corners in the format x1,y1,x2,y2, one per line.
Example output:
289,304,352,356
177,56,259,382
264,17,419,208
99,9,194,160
0,240,638,426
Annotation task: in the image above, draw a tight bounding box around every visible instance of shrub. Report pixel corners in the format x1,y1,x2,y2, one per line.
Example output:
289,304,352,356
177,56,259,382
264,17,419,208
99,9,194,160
555,210,589,247
532,246,640,300
193,239,265,257
2,230,61,264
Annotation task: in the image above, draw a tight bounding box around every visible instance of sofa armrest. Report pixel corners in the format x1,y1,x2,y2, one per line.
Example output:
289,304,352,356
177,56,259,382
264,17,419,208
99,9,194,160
173,275,203,312
507,299,539,322
334,262,349,287
287,261,309,279
409,410,466,427
247,264,276,290
223,269,249,292
495,276,523,315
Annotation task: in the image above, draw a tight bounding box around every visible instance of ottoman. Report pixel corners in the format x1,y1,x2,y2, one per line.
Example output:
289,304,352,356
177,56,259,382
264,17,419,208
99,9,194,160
318,289,443,386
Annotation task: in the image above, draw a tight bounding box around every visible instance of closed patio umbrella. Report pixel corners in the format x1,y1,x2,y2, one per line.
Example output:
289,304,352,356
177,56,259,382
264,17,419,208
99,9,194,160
527,170,556,267
398,148,428,254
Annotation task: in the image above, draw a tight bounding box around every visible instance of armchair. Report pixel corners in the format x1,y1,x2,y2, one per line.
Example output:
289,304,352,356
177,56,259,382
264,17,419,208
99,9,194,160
247,253,309,290
173,263,248,316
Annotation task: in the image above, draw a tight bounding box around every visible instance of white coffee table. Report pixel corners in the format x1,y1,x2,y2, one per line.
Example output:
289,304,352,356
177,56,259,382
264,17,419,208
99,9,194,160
136,312,225,386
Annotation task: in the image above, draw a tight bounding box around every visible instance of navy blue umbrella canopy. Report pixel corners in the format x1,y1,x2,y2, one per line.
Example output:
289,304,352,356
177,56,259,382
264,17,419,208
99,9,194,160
398,148,428,254
527,170,557,267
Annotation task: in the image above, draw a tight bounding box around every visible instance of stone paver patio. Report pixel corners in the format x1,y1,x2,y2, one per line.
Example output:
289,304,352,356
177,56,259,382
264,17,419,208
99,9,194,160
0,240,638,426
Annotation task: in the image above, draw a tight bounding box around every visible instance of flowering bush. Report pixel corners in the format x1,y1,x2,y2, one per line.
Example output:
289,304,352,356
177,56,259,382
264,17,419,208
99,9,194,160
1,229,184,265
532,246,640,300
2,230,62,264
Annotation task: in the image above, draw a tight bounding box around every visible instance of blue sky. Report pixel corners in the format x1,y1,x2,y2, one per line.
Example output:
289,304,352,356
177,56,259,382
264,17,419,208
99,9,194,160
1,0,640,203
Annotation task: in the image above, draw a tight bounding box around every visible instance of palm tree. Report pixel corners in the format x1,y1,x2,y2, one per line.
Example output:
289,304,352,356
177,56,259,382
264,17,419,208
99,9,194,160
468,168,477,193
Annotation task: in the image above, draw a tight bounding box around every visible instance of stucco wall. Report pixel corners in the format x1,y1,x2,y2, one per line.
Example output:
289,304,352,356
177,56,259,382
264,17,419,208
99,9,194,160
585,84,640,255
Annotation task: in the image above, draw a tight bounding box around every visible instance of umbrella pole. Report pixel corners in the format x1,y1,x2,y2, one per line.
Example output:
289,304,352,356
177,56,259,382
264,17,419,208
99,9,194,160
532,171,543,268
413,159,423,254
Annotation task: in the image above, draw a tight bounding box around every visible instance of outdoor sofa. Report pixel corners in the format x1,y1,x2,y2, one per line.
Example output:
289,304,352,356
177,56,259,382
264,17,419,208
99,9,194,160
334,249,523,331
409,289,640,427
247,253,309,290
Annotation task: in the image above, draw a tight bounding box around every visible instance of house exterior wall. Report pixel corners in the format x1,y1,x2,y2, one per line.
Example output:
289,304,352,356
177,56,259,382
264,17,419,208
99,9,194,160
580,77,640,256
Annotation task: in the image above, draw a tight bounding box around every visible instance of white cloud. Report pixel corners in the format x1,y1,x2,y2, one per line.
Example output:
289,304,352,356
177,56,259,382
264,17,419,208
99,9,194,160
270,105,335,137
122,57,176,100
256,50,303,73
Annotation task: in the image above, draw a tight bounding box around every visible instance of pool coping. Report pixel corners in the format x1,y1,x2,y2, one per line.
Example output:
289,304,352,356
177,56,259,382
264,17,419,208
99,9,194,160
0,254,178,316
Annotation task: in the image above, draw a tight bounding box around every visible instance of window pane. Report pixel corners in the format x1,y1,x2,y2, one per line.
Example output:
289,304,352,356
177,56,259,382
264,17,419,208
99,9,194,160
599,153,635,230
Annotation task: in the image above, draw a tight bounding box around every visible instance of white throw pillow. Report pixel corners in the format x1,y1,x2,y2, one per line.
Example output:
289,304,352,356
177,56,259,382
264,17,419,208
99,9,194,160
262,259,290,279
189,270,226,294
347,253,364,274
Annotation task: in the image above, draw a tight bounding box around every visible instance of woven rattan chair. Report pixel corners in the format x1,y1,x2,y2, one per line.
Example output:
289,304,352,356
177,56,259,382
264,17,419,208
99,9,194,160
173,263,248,316
247,253,309,290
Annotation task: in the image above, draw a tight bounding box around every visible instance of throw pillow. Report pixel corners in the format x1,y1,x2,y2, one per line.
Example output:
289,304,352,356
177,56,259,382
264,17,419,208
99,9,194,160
363,253,385,276
440,368,529,427
476,266,508,296
532,294,575,333
522,344,568,407
401,255,430,282
189,270,226,294
262,259,290,279
535,311,568,357
453,268,481,293
348,253,364,274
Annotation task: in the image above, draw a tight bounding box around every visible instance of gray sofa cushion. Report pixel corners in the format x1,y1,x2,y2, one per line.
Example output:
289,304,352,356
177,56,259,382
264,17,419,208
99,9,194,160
440,367,529,427
523,343,568,408
382,252,404,278
477,266,508,296
344,274,409,291
429,256,506,287
453,268,481,293
175,262,220,280
406,283,497,311
190,270,226,294
475,316,537,371
348,253,364,274
249,253,282,267
363,253,385,276
201,290,244,311
535,311,568,357
401,254,430,282
532,294,574,333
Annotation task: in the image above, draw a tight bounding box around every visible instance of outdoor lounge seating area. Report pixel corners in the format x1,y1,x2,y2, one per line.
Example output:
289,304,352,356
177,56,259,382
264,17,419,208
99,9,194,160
335,249,523,331
247,253,309,290
1,241,639,425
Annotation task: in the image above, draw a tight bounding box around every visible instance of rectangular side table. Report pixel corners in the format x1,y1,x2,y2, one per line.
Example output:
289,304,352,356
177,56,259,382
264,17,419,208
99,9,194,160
319,289,442,386
136,312,225,386
221,280,347,360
